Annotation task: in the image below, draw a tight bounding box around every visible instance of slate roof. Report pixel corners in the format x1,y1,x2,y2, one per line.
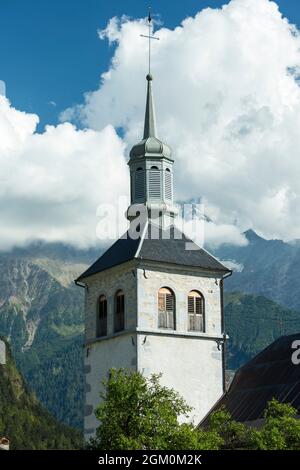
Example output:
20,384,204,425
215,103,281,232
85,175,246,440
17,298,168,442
201,333,300,426
76,223,230,281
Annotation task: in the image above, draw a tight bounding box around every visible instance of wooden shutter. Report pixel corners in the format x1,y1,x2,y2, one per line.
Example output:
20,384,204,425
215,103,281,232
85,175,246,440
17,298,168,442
115,291,125,332
165,293,174,311
158,288,175,329
188,296,195,314
98,295,107,337
188,291,204,332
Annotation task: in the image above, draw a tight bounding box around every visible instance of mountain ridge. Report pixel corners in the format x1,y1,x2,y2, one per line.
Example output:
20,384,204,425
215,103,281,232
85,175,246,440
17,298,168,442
1,232,300,429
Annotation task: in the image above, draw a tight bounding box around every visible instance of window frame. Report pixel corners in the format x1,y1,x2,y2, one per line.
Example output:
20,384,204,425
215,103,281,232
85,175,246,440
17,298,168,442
158,287,176,330
114,289,125,333
187,290,205,332
97,295,107,338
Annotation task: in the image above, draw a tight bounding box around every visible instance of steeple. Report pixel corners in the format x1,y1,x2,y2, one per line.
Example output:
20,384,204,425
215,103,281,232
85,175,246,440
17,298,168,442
129,74,172,160
126,10,178,227
143,73,157,139
127,74,178,226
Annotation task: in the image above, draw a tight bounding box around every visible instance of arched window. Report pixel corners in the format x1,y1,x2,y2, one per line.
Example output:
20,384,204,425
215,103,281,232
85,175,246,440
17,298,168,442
188,291,205,332
97,295,107,337
149,166,161,199
165,168,172,200
114,290,125,332
135,167,145,200
158,287,175,329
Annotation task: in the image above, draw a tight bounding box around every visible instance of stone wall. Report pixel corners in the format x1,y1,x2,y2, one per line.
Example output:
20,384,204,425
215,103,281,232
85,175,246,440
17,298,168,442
136,263,223,335
84,261,137,342
83,260,225,436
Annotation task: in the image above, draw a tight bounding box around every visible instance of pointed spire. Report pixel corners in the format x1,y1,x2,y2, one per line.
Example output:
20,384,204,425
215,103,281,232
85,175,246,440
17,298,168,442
143,73,157,139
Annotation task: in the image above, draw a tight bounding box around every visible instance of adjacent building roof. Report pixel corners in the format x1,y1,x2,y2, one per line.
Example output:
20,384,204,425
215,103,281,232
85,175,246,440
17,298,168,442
76,222,230,281
201,333,300,426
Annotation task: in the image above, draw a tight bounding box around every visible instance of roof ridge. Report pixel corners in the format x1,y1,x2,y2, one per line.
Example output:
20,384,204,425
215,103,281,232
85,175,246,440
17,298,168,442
134,220,149,259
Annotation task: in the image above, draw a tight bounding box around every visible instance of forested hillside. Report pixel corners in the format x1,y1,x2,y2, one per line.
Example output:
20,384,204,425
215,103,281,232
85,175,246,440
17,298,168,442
213,229,300,312
0,246,92,429
1,234,300,430
0,338,82,450
225,293,300,369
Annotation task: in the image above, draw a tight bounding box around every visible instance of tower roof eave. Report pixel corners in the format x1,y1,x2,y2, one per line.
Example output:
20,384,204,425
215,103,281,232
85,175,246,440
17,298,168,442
75,223,231,281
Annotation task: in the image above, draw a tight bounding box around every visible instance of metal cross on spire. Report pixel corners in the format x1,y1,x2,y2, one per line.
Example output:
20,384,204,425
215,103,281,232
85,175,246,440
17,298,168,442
140,7,159,76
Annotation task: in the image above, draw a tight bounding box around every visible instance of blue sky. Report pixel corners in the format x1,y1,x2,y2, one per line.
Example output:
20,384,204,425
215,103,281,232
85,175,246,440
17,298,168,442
1,0,299,130
2,0,300,248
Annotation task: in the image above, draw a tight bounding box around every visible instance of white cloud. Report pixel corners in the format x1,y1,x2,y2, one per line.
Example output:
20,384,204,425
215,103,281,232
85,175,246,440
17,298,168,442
2,0,300,249
62,0,300,243
219,260,244,272
0,95,128,249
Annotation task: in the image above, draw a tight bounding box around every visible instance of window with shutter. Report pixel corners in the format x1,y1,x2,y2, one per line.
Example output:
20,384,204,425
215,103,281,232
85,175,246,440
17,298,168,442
158,287,175,329
97,295,107,337
149,166,161,199
135,168,145,200
114,290,125,332
188,291,204,332
165,168,172,200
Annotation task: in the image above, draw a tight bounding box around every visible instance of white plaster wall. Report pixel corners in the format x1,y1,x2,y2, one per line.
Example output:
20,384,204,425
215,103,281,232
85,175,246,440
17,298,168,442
84,333,137,436
137,333,223,424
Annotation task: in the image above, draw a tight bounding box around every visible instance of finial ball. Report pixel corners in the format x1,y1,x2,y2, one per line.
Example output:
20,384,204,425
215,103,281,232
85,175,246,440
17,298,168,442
146,73,153,81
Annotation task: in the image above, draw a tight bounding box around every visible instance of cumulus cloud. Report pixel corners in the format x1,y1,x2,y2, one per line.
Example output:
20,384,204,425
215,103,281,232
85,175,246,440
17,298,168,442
0,95,128,249
219,260,244,272
2,0,300,249
62,0,300,242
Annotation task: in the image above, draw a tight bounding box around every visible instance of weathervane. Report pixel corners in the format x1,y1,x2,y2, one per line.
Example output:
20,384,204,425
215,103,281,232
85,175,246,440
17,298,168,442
140,7,160,75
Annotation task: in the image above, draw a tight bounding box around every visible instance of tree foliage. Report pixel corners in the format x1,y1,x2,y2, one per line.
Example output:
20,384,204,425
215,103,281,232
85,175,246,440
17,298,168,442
89,369,300,451
250,399,300,450
89,369,221,450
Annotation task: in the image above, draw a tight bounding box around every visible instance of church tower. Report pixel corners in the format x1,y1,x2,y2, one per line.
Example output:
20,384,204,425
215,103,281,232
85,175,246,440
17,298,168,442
76,20,232,439
127,73,178,229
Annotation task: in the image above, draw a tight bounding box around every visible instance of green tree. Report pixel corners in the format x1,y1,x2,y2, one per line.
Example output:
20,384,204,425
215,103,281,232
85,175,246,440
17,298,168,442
209,406,251,449
250,399,300,450
88,369,222,450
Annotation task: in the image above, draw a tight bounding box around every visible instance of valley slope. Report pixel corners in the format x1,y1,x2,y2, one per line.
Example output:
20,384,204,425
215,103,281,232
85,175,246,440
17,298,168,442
0,232,300,428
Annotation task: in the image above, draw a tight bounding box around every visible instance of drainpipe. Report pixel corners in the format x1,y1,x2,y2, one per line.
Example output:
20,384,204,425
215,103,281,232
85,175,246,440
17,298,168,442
75,279,88,291
220,270,232,393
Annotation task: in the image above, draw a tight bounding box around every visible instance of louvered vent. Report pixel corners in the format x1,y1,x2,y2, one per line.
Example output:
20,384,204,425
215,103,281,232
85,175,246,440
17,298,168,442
135,168,145,200
149,166,161,199
165,168,172,200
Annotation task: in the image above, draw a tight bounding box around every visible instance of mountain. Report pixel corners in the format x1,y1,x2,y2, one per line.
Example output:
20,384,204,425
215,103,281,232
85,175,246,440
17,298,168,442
0,338,82,450
0,243,102,429
213,229,300,312
1,233,300,431
225,292,300,370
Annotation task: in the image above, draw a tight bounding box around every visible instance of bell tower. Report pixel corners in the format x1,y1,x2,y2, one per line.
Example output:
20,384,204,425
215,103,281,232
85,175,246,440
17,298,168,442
77,9,232,440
